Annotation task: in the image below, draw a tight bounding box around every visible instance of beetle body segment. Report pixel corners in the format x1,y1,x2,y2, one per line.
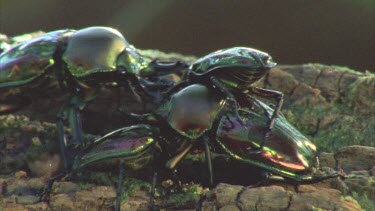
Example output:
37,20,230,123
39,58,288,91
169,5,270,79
0,30,71,88
157,84,225,139
79,125,156,170
216,99,317,179
62,27,146,77
187,47,276,89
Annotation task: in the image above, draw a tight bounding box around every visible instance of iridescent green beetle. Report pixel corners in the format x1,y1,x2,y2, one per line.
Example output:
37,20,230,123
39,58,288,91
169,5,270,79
0,26,187,169
167,47,283,153
123,84,342,184
62,84,341,210
155,84,336,184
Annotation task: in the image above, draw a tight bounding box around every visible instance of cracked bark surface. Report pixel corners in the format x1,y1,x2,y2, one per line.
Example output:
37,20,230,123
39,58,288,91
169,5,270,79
1,32,374,210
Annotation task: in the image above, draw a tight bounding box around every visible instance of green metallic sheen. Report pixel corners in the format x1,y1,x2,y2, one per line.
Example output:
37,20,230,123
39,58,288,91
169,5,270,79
191,47,276,74
216,99,317,180
62,27,134,77
79,125,156,170
116,45,149,76
188,47,277,89
157,84,225,139
0,30,72,87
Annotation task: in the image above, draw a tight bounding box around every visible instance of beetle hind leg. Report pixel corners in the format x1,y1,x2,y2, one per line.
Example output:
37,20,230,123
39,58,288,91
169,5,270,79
246,87,284,154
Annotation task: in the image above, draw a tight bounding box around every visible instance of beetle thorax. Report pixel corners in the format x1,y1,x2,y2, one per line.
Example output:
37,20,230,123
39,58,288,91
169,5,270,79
62,27,128,77
165,84,225,139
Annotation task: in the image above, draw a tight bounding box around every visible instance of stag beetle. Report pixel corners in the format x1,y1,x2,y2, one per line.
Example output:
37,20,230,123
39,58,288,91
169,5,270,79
165,47,283,153
56,84,342,210
0,27,188,169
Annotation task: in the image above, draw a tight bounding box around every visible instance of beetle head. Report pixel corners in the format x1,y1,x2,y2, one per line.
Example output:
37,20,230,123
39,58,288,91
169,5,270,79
116,45,148,75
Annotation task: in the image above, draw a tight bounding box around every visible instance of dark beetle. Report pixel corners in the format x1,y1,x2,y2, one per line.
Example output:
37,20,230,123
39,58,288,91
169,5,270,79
166,47,283,153
73,84,341,210
0,27,187,169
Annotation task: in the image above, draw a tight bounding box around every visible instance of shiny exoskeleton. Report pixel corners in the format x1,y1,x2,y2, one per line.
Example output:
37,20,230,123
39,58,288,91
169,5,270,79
0,27,187,170
154,84,327,183
166,47,283,153
71,84,340,210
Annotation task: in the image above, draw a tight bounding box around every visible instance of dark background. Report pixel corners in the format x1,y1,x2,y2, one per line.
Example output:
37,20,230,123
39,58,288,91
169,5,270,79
0,0,374,72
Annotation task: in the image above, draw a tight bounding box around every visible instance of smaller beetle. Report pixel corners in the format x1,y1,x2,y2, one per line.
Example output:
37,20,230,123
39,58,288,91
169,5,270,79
165,47,283,153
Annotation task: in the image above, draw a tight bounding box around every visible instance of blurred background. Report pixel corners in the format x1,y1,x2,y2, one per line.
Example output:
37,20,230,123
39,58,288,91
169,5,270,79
0,0,374,72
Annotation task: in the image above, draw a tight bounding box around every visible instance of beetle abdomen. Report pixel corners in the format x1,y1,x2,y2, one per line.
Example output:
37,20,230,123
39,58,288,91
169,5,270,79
79,125,155,170
188,47,276,88
0,30,72,88
62,27,128,77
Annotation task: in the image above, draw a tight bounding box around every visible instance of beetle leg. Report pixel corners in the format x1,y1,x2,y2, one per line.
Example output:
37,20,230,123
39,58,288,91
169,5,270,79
56,111,70,170
117,108,158,125
210,76,245,125
165,141,192,169
149,171,158,210
246,87,284,130
267,170,345,184
126,79,143,105
245,87,284,154
56,96,85,169
149,148,163,211
67,96,85,148
162,79,189,97
115,161,125,211
40,172,68,202
203,136,214,186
